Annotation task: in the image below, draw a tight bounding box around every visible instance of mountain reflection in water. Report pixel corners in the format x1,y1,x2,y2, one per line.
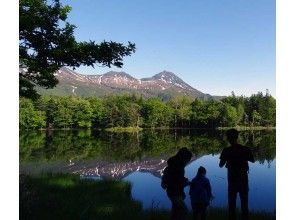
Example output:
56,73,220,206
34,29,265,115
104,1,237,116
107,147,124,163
20,129,275,212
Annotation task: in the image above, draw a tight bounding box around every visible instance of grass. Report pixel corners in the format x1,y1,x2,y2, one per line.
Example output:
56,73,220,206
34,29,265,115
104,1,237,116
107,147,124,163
144,207,275,220
35,126,276,132
20,173,142,220
20,173,275,220
105,126,143,132
216,126,276,131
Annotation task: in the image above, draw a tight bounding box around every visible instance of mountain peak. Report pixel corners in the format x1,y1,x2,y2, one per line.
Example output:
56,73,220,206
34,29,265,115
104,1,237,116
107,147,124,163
103,71,135,80
46,67,214,100
141,71,178,82
153,70,177,78
150,71,189,87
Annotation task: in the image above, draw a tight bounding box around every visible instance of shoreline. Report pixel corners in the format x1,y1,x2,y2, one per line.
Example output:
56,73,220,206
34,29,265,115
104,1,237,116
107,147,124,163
21,126,276,132
20,173,276,220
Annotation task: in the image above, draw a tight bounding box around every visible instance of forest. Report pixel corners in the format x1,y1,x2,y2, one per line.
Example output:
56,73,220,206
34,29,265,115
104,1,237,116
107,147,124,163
19,92,276,129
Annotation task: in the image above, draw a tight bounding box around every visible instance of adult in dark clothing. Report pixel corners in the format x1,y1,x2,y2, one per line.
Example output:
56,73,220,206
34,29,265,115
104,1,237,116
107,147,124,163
161,147,193,220
219,129,255,220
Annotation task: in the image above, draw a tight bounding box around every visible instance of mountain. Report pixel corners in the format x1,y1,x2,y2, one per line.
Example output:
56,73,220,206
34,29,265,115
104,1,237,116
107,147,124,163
20,156,199,179
37,67,216,100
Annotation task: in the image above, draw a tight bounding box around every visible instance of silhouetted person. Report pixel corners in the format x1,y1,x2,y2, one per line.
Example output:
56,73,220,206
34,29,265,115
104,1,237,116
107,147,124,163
219,129,255,220
189,166,212,220
161,147,192,220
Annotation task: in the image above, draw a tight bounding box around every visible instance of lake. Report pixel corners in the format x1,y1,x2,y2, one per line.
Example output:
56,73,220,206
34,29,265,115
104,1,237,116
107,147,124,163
19,129,276,213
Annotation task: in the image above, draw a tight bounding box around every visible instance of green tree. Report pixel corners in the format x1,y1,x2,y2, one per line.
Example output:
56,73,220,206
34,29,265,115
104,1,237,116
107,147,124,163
44,96,73,128
223,104,239,127
102,95,142,127
87,97,106,128
244,92,276,126
252,110,262,126
20,0,136,99
53,98,73,128
259,94,276,126
19,98,46,129
126,102,142,127
142,98,173,127
45,96,61,128
191,99,222,127
71,98,93,128
54,104,73,128
221,93,245,125
169,96,193,127
19,93,276,130
236,104,245,125
191,99,206,125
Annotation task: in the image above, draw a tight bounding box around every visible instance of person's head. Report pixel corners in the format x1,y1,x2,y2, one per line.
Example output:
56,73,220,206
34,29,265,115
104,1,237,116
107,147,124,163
176,147,192,165
226,128,239,145
196,166,206,178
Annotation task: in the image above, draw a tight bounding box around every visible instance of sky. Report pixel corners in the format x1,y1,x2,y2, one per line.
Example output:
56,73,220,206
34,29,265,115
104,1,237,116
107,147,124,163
61,0,276,97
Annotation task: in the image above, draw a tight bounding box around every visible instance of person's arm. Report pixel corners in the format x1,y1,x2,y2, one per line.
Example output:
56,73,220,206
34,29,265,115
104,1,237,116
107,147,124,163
161,167,170,189
189,181,194,196
219,149,226,167
219,159,226,167
183,177,190,187
248,148,255,163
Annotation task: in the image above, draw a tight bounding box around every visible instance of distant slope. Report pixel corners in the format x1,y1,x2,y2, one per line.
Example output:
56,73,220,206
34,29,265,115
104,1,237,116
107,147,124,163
37,67,217,100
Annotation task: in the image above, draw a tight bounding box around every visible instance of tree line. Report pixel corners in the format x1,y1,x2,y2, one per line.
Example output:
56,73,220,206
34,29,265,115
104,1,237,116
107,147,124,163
20,129,275,164
19,92,275,129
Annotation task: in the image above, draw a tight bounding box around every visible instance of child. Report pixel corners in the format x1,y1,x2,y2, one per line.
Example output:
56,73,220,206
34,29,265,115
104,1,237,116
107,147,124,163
189,166,212,220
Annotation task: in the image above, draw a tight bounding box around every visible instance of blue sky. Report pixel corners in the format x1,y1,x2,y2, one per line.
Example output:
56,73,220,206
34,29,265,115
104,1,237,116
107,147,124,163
61,0,275,97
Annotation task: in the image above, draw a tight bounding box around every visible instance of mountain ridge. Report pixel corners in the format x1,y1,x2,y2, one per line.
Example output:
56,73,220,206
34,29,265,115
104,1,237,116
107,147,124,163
38,67,220,100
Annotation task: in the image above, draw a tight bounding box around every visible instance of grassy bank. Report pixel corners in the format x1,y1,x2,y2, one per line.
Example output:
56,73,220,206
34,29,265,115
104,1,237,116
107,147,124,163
105,126,143,132
105,126,276,132
144,208,275,220
27,126,276,132
20,174,275,220
216,126,276,131
20,173,142,220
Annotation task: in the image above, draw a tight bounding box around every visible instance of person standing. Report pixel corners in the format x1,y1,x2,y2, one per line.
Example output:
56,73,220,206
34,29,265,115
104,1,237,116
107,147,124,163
219,129,255,220
189,166,213,220
161,147,192,220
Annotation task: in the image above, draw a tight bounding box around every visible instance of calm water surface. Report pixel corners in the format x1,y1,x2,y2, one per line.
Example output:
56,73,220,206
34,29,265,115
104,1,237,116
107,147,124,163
125,155,275,212
19,129,276,212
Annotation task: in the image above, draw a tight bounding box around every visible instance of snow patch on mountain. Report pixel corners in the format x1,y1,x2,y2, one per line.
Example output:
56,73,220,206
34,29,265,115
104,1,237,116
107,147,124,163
71,85,77,94
51,67,213,100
